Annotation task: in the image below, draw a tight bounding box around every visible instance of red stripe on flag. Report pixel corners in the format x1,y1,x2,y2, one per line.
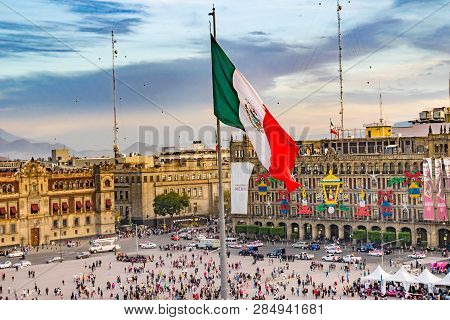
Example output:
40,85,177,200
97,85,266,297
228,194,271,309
262,106,301,192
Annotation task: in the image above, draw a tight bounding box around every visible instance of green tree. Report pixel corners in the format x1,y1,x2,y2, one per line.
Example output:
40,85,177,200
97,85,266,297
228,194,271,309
153,191,190,227
398,232,412,245
235,225,247,234
352,229,367,242
368,231,382,243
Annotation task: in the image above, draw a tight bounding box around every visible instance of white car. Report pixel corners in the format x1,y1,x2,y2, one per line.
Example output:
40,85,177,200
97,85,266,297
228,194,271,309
188,242,198,248
0,261,12,269
67,241,76,247
408,252,426,259
139,242,157,249
246,240,264,248
12,261,32,268
295,252,314,260
46,256,63,263
342,254,362,263
227,242,243,249
196,234,206,241
7,251,24,258
368,249,384,257
325,243,340,250
292,241,309,249
322,254,340,262
326,246,343,254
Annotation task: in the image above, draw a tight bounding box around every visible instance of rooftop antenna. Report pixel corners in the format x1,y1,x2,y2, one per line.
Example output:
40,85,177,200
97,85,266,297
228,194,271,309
337,0,344,138
378,80,384,125
111,29,120,158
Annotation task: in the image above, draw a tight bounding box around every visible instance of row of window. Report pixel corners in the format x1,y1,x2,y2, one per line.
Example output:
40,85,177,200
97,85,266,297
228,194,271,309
163,187,203,198
0,184,14,194
115,171,228,185
52,216,91,228
298,161,422,176
52,179,95,191
0,223,16,234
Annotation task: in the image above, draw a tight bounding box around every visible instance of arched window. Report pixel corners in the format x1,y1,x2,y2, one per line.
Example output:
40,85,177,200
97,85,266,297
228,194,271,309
383,163,388,174
398,162,404,174
390,163,395,174
104,179,111,188
2,185,6,193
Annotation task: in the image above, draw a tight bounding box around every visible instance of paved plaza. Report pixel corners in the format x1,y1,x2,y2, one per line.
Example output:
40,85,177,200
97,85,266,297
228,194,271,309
1,233,447,300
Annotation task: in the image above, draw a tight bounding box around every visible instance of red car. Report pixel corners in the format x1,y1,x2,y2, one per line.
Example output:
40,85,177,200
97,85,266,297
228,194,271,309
171,234,180,241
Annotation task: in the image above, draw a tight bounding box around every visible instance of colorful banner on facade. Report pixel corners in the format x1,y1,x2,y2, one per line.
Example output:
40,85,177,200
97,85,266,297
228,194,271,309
434,158,448,222
443,157,450,178
231,162,254,215
423,158,434,221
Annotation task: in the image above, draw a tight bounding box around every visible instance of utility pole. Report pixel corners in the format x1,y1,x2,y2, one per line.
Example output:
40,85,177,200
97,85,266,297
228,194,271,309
111,30,120,158
337,0,344,139
209,5,228,300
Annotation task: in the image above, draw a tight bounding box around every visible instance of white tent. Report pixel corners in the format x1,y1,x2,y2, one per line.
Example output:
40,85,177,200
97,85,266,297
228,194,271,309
416,269,442,293
360,265,392,294
361,265,391,282
386,266,420,291
435,272,450,287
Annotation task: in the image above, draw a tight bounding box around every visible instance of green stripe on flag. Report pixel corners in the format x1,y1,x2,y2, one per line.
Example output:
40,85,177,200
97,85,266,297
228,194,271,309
210,34,244,130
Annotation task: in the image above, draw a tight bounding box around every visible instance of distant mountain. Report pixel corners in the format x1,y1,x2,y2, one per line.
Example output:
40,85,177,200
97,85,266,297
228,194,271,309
122,142,158,156
0,128,153,160
0,128,23,142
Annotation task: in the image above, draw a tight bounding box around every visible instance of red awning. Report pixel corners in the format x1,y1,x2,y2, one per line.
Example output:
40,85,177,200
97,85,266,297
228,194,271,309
31,204,39,213
62,202,69,210
10,206,17,214
53,203,60,212
105,199,112,207
85,200,92,208
0,207,6,215
76,201,82,209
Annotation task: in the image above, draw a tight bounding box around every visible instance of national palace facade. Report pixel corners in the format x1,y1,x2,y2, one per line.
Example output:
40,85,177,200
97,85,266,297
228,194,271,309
0,160,115,248
229,129,450,249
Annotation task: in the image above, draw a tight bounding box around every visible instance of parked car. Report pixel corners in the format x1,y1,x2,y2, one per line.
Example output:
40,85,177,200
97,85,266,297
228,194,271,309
368,249,384,257
227,242,243,249
342,254,362,263
139,242,157,249
67,241,76,247
325,243,340,250
294,252,314,260
326,246,343,254
322,254,340,262
46,256,63,263
188,242,198,248
0,261,12,269
12,261,32,268
246,240,264,248
7,251,24,258
171,234,180,241
292,241,309,249
76,252,91,259
309,243,321,251
408,252,426,259
239,246,258,256
266,248,286,258
357,243,376,253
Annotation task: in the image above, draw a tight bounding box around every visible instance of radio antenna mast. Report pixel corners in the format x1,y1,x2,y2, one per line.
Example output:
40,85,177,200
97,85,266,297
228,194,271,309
111,30,120,158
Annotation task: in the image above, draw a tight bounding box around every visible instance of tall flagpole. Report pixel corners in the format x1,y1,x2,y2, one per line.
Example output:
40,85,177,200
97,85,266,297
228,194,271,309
111,30,120,158
209,5,228,300
337,0,344,140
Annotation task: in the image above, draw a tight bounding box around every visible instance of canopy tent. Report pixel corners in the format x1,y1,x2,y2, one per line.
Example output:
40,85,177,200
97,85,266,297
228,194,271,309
435,272,450,286
360,265,392,294
361,265,391,282
416,268,442,293
386,266,420,292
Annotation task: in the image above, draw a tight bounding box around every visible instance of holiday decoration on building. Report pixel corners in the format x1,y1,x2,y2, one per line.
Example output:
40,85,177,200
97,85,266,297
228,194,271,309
297,188,312,215
277,190,291,214
404,171,422,199
387,176,405,187
316,170,349,214
355,189,370,217
377,190,394,217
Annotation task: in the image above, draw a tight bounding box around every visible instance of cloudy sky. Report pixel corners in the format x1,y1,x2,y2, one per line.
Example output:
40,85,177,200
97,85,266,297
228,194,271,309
0,0,449,151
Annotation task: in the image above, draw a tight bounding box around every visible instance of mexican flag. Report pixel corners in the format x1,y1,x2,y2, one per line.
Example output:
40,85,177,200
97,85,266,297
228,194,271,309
211,35,300,192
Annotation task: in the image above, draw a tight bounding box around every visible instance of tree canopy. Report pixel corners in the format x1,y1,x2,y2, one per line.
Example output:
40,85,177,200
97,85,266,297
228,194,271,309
153,191,190,219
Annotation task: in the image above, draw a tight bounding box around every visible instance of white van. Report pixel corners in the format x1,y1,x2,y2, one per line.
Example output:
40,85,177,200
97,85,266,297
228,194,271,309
89,239,120,253
197,239,220,250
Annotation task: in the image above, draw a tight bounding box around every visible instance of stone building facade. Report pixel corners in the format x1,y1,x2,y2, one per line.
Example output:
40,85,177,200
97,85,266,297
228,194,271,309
0,160,115,248
114,157,230,226
230,132,450,248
